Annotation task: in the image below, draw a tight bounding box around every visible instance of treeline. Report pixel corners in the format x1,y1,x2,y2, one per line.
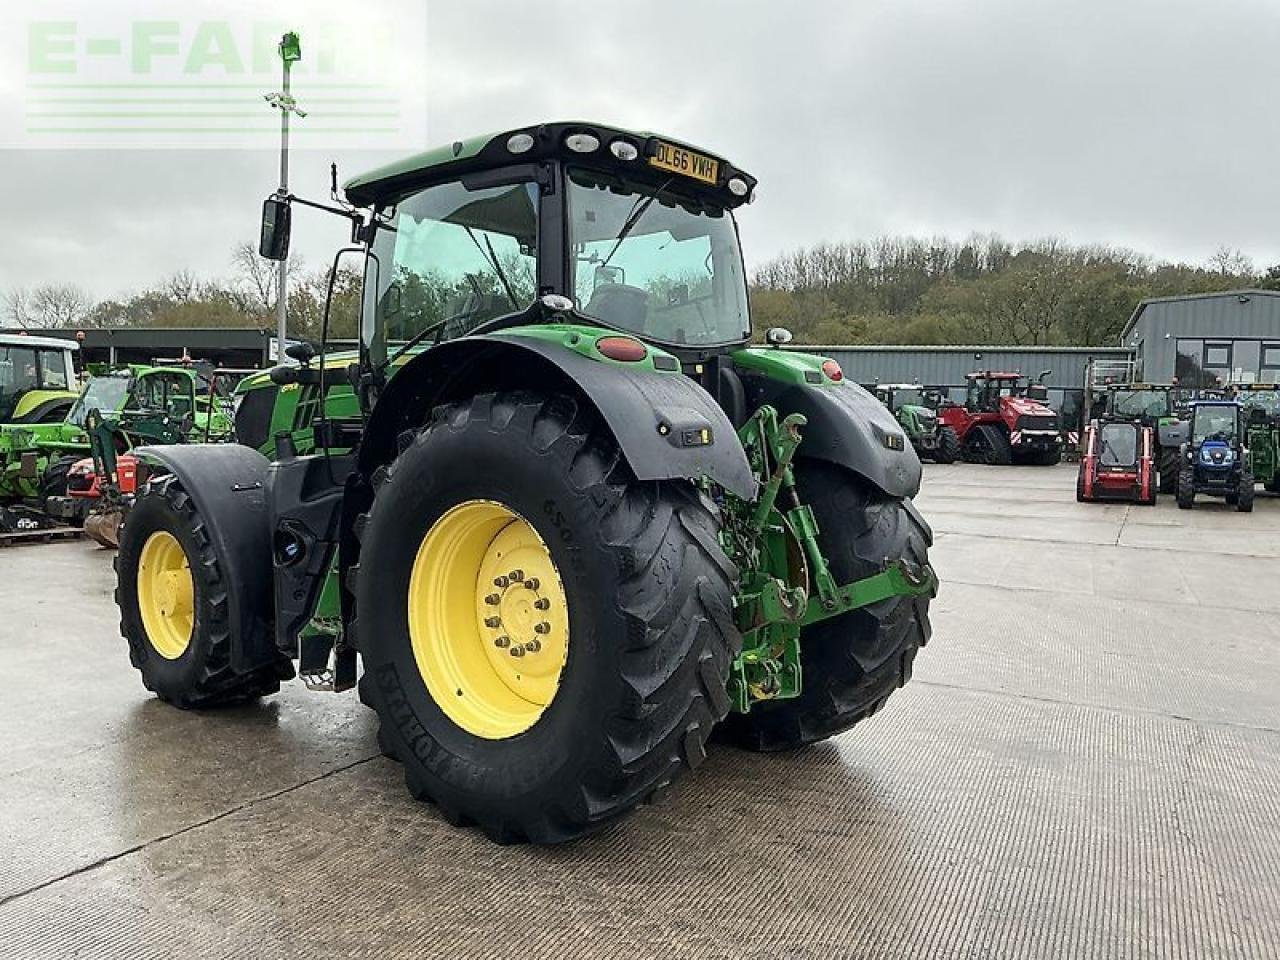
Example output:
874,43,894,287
2,242,361,342
5,234,1277,349
750,236,1276,346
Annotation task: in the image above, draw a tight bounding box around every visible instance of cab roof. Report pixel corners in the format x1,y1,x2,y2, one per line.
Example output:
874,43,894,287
0,332,79,352
344,121,757,209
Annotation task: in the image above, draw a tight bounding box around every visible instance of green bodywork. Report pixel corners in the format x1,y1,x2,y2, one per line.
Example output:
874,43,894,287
1234,387,1280,488
234,121,934,711
1,364,234,505
874,385,943,453
253,329,934,712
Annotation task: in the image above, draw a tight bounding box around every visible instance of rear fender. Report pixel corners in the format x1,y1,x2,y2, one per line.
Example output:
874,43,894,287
738,370,921,498
357,335,755,499
130,444,277,674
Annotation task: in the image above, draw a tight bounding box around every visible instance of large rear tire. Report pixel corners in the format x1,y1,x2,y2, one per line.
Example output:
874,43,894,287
934,426,961,464
1158,448,1180,494
717,461,933,751
352,392,739,843
115,477,292,707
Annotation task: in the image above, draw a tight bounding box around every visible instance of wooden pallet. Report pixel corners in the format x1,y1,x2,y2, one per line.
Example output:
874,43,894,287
0,526,84,548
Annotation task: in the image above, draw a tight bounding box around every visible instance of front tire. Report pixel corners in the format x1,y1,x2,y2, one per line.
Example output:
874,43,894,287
1176,467,1195,510
116,478,291,707
717,461,933,751
352,392,739,843
1237,471,1255,512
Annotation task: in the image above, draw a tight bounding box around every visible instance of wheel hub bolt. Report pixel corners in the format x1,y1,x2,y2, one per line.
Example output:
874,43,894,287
534,598,550,611
493,576,509,588
525,639,542,653
524,578,540,591
494,635,511,649
485,593,501,606
509,646,525,658
508,569,524,582
534,621,551,635
484,616,501,628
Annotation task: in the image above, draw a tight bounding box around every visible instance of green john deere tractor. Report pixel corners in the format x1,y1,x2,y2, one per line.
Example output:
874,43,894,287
1233,384,1280,492
113,122,937,843
872,384,959,463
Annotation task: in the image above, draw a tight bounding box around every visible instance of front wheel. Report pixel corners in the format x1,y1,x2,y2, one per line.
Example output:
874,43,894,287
1237,472,1255,512
1176,467,1195,510
717,460,934,751
352,392,739,843
115,478,291,707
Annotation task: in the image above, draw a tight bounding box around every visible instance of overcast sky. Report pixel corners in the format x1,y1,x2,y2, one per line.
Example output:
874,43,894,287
0,0,1277,302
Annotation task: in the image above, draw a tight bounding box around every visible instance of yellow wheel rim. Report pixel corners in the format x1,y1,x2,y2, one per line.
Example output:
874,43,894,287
408,500,570,739
136,530,194,660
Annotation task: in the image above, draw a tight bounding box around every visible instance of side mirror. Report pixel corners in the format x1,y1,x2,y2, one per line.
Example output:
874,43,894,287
593,264,625,290
765,327,793,347
259,196,292,261
285,341,316,366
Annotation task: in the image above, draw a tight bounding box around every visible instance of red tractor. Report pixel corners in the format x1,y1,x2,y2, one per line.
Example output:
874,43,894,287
938,371,1062,465
1075,419,1157,504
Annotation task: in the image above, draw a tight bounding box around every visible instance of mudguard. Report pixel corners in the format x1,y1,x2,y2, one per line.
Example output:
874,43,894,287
741,373,922,499
131,443,277,674
358,335,756,500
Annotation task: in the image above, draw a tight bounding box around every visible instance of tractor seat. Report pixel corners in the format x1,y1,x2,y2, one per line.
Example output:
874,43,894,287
1249,407,1268,425
584,283,649,333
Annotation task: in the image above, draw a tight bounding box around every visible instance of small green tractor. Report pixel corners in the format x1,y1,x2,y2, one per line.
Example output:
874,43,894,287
872,384,959,463
44,363,236,544
113,123,937,843
1231,384,1280,492
0,334,86,534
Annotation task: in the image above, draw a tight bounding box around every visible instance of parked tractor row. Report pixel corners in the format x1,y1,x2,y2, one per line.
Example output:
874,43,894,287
870,371,1062,466
0,333,239,545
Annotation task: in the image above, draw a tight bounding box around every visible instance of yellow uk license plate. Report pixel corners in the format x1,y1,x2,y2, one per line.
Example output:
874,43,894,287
648,140,719,184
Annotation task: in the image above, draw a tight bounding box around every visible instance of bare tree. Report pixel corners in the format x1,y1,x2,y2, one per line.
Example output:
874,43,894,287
1208,245,1255,279
3,284,94,328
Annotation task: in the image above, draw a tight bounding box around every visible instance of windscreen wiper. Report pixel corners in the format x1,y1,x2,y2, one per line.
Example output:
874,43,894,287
464,227,519,309
600,177,674,270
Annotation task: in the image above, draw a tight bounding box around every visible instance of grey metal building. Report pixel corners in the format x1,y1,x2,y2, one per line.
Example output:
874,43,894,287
800,344,1132,391
789,343,1133,433
1119,289,1280,386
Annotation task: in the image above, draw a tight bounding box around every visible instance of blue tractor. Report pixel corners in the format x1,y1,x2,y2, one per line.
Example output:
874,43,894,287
1176,400,1253,511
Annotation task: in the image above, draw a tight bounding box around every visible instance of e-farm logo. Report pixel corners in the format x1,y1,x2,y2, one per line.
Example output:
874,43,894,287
1,2,427,149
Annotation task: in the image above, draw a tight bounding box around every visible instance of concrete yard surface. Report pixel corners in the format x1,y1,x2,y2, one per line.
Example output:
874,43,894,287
1,463,1278,958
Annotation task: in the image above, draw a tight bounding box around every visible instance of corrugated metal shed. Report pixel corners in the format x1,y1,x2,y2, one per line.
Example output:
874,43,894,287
1119,289,1280,383
787,344,1133,390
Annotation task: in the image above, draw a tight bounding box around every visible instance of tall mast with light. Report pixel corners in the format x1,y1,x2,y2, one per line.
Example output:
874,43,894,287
265,31,305,360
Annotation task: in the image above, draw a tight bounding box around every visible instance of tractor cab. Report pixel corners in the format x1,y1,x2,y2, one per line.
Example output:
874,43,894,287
1101,384,1173,424
0,334,79,425
964,372,1024,412
875,383,928,413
